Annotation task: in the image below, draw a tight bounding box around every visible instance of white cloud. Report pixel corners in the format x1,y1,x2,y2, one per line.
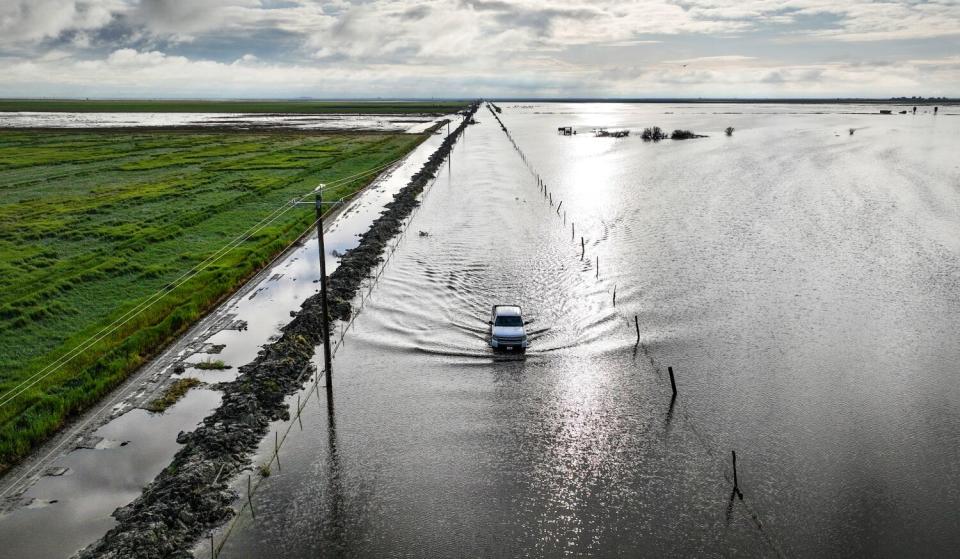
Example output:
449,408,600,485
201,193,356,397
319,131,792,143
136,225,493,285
0,1,958,97
105,47,181,66
0,0,122,43
2,47,958,99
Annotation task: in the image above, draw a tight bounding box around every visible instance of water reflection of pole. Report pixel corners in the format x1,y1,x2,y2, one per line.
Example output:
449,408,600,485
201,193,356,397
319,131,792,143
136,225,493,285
325,385,346,549
316,193,333,386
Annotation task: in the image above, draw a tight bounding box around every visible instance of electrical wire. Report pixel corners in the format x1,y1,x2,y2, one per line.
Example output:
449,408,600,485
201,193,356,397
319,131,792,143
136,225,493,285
0,153,411,409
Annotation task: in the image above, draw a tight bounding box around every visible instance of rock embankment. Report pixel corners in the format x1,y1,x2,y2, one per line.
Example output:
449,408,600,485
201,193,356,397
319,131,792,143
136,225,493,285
79,101,479,559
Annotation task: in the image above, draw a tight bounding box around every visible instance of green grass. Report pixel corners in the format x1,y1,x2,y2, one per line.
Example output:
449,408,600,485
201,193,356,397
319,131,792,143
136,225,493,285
145,378,202,413
0,99,468,114
0,128,431,471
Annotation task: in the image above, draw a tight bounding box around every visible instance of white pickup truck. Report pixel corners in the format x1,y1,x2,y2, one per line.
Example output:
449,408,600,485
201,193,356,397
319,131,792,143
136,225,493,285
488,305,529,352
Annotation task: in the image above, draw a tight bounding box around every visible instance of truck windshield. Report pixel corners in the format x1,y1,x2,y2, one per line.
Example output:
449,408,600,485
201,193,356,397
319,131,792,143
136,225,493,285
495,315,523,327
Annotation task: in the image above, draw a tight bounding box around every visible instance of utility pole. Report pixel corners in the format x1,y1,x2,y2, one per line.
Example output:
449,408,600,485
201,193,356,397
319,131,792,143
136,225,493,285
315,192,333,385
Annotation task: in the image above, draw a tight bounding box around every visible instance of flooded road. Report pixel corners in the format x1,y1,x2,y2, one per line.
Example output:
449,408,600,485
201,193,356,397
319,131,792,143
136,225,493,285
214,103,960,557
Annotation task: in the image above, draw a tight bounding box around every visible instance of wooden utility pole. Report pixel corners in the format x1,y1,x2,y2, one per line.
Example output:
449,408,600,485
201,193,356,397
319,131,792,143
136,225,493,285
316,193,333,384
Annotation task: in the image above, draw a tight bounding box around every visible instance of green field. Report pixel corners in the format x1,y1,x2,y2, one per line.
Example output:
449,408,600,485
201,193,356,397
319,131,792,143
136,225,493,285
0,128,431,471
0,99,467,114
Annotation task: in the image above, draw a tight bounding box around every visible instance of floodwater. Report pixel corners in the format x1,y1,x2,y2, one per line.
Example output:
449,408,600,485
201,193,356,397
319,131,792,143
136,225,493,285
0,388,221,558
214,103,960,558
0,111,440,132
0,126,455,559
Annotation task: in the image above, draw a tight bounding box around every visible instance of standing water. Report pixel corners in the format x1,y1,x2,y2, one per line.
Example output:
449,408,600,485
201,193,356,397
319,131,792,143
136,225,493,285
222,103,955,557
0,123,454,558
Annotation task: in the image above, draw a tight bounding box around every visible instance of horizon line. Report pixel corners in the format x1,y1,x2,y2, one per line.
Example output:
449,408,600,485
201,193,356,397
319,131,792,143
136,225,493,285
1,96,957,103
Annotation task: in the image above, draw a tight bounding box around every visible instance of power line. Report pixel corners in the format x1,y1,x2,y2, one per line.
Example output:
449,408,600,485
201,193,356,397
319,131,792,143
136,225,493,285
0,154,409,410
0,205,298,410
0,215,324,500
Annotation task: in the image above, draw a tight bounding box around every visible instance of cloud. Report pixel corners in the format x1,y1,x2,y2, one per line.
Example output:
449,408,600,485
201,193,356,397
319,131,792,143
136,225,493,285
131,0,262,35
0,0,121,43
2,46,957,99
0,1,958,97
104,47,180,66
674,0,960,41
665,55,759,65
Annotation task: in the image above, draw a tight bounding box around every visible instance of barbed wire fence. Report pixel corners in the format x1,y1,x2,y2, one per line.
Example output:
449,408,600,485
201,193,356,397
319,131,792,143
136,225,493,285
485,103,786,558
206,131,456,557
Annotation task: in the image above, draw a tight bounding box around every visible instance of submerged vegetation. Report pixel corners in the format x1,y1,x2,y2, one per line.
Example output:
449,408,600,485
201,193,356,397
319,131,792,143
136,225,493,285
640,126,706,141
145,378,202,413
671,129,703,140
0,128,430,471
641,126,668,141
195,359,229,370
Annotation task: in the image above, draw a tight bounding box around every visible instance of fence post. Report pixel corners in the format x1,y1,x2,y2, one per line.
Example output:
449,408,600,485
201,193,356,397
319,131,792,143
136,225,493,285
297,394,303,430
247,474,255,518
274,431,281,471
732,450,742,498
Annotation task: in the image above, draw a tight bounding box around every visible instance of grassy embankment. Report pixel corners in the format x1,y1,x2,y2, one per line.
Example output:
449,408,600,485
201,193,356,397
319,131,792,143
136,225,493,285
0,99,467,114
0,127,439,472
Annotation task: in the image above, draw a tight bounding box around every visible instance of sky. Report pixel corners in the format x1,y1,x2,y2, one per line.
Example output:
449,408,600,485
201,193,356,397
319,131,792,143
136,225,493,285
0,0,958,99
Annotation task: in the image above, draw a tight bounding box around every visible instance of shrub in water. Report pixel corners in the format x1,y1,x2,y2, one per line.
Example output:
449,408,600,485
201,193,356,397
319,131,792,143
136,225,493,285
641,126,667,141
725,126,735,136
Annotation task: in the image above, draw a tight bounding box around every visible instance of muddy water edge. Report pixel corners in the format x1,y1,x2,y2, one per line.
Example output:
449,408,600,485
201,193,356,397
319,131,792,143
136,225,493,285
74,102,479,558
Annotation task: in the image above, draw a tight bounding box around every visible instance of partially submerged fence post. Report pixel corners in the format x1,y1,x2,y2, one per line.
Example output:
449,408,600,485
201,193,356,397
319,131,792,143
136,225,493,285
613,284,617,306
732,450,742,498
274,431,280,471
247,474,255,518
296,394,303,430
581,237,585,259
634,315,640,344
596,256,599,278
668,366,677,398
